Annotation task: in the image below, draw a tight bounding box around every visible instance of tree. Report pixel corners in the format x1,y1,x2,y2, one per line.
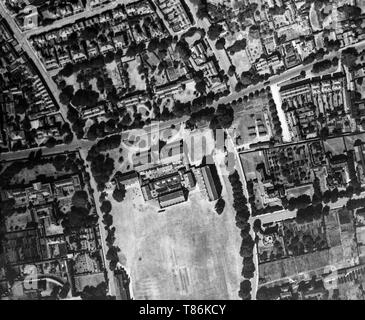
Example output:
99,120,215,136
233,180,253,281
71,89,99,107
235,81,244,92
80,26,99,41
228,65,236,77
242,257,255,279
45,137,57,148
15,97,28,114
147,38,160,52
126,41,145,57
312,59,333,73
106,246,120,271
72,190,89,209
215,37,226,50
59,282,71,299
104,51,115,64
207,23,223,41
175,39,191,61
215,197,225,214
100,200,112,214
5,264,18,285
59,63,74,77
64,133,74,144
212,104,234,129
102,212,113,228
341,47,359,70
62,206,96,232
238,280,251,300
112,186,126,202
253,219,262,233
240,234,254,258
195,79,206,94
59,85,74,106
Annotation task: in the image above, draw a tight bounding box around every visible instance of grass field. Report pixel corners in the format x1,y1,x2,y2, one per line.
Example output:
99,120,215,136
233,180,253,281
110,171,242,299
127,58,146,91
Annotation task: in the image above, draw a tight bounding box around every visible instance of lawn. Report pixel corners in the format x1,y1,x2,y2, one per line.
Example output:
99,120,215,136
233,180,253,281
110,184,242,299
173,80,197,103
323,137,346,156
230,50,251,74
10,162,73,185
105,60,123,89
127,58,146,91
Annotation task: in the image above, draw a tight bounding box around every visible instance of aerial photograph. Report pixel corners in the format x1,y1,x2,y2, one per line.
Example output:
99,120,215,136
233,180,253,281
1,0,365,304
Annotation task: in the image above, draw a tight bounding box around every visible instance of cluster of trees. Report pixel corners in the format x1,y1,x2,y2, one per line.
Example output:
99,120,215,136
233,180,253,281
337,4,362,19
228,170,250,229
126,41,146,58
87,119,120,141
185,103,234,130
302,48,326,65
209,104,235,130
236,3,258,23
175,38,192,61
71,89,99,108
268,5,286,16
207,23,224,41
341,47,359,71
193,70,207,94
347,197,365,211
58,53,118,78
89,134,121,155
285,226,327,255
0,150,80,189
53,152,84,173
169,88,230,127
62,192,97,233
86,135,121,190
296,203,330,224
236,68,270,92
0,198,16,226
99,197,121,272
268,98,283,140
227,39,247,55
323,37,341,52
106,245,121,271
67,104,86,139
215,37,225,50
256,285,281,300
347,150,361,191
100,199,116,248
112,172,127,202
81,282,114,300
147,36,173,54
228,170,255,294
14,96,28,114
312,57,338,73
